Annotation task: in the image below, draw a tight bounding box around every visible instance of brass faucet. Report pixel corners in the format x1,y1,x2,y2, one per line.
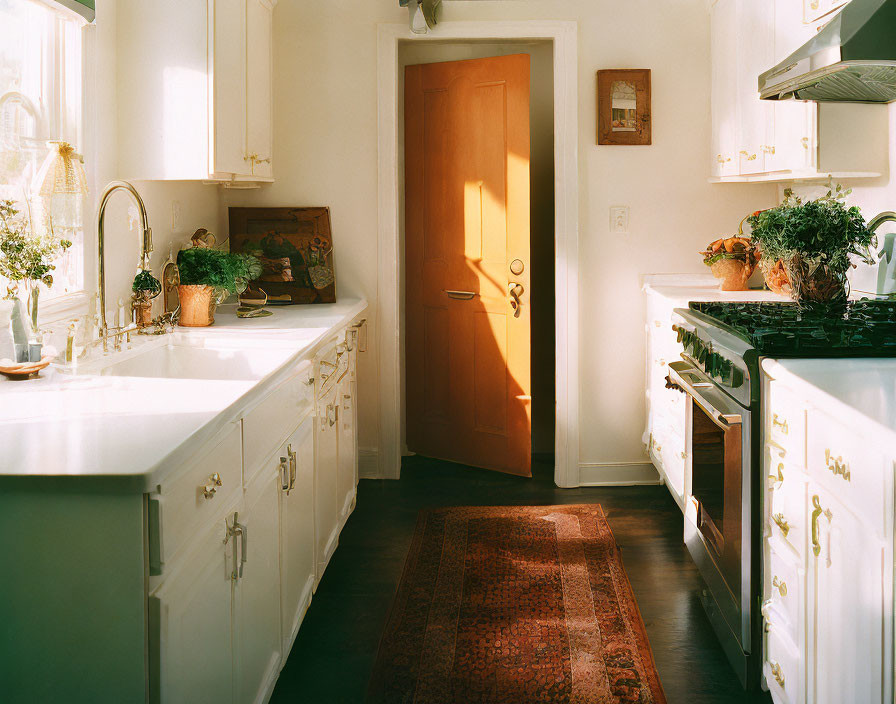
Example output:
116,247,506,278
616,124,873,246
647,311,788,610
96,181,152,350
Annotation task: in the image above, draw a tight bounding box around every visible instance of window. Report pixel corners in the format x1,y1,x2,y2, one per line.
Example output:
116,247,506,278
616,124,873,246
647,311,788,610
0,0,85,300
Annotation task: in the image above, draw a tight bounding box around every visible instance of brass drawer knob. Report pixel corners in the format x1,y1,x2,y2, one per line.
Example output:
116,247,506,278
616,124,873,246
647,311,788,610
202,473,222,500
772,414,789,435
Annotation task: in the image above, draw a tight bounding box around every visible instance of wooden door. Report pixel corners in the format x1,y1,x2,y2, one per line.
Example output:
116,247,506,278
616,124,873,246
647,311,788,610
405,54,531,476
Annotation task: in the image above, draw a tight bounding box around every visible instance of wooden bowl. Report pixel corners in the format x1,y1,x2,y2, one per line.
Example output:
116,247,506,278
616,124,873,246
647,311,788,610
0,356,53,380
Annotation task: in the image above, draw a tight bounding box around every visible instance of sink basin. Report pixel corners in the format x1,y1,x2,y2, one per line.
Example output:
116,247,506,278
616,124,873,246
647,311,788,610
98,344,296,381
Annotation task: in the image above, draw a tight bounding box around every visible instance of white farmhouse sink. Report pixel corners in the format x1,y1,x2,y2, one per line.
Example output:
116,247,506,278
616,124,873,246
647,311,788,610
97,343,296,381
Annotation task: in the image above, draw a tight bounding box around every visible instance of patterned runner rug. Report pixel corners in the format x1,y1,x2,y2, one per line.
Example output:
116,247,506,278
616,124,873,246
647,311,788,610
367,505,667,704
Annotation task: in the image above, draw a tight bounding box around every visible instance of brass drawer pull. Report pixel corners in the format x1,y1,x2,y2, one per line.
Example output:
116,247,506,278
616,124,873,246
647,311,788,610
772,576,787,597
772,414,789,435
825,449,851,482
202,473,222,500
770,661,785,687
768,463,784,487
811,494,833,557
772,513,790,537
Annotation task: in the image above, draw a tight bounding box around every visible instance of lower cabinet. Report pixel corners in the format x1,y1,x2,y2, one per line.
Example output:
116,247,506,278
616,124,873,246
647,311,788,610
315,383,340,585
279,415,316,657
337,369,358,526
149,504,237,704
235,467,282,704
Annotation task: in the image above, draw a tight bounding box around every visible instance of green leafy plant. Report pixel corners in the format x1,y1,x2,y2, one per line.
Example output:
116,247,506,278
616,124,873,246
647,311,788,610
0,199,71,296
132,269,162,297
176,247,261,295
747,183,876,273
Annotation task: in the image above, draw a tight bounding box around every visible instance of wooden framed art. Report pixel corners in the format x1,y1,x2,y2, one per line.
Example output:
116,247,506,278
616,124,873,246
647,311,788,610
228,207,336,304
596,69,651,145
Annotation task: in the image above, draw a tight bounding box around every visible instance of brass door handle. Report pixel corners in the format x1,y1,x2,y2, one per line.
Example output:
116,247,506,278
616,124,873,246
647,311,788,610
509,282,524,318
445,290,477,300
811,494,832,557
772,513,790,537
202,473,222,500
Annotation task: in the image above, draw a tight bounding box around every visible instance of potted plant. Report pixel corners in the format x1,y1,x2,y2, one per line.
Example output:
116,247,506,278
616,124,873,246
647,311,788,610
701,235,759,291
131,267,162,328
747,184,876,303
0,199,71,332
176,246,261,326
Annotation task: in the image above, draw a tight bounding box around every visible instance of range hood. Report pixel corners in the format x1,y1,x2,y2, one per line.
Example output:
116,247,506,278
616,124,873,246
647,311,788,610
759,0,896,102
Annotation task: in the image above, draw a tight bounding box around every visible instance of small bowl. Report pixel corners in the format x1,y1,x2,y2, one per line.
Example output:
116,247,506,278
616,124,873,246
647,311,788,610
0,355,53,380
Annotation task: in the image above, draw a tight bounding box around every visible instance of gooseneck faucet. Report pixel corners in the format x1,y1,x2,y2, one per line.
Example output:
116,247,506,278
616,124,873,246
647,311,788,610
96,181,153,349
868,211,896,236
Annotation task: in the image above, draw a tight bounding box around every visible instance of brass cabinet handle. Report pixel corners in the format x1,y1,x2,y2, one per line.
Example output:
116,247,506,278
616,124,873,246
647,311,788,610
279,457,290,493
288,444,297,491
768,463,785,487
770,661,785,687
772,413,789,435
801,137,810,149
716,154,731,163
202,472,222,500
739,150,758,161
227,512,247,580
772,513,790,537
761,145,776,155
825,448,851,482
772,576,787,597
811,494,833,557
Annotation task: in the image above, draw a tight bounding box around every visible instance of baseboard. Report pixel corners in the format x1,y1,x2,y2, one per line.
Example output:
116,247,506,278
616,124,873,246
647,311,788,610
359,447,381,479
577,461,662,487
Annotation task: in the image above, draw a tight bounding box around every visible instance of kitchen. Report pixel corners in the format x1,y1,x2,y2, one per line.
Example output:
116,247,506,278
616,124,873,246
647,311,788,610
0,0,895,703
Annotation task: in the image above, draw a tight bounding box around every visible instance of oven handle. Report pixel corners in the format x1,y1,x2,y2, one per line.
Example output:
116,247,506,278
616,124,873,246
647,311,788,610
668,364,742,429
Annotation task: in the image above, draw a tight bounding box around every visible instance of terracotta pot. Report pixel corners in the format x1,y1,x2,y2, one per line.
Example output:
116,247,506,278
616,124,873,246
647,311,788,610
710,258,753,291
133,291,154,328
760,258,793,297
177,285,216,327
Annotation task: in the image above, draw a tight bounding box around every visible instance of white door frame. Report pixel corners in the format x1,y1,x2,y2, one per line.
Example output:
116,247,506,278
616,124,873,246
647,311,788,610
376,20,579,487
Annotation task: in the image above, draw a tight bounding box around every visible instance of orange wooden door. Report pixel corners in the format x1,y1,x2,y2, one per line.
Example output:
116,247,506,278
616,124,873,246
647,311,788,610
405,54,531,477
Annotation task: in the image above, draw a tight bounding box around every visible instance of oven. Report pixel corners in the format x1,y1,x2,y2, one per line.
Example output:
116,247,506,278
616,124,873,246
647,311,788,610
667,359,756,686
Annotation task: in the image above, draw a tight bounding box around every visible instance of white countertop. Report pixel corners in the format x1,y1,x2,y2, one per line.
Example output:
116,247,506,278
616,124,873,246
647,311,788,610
0,298,367,491
642,273,790,304
762,358,896,443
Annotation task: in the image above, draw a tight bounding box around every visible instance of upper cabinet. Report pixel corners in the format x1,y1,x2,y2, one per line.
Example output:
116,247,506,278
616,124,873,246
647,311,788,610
118,0,276,185
710,0,886,182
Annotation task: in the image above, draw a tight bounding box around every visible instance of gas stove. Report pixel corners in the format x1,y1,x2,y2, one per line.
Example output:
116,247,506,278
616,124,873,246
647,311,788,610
666,297,896,690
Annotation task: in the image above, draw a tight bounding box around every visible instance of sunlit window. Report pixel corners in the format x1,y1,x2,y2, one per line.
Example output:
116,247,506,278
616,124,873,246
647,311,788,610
0,0,85,300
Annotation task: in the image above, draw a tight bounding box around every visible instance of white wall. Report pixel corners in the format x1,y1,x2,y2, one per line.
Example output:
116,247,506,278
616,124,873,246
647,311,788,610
224,0,777,482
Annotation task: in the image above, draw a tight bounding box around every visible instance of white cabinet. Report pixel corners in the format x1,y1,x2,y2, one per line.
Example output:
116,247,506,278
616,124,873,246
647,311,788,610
337,362,358,526
761,376,894,704
710,0,886,182
315,382,340,585
149,510,236,704
235,467,282,704
279,415,316,658
117,0,276,183
803,0,851,23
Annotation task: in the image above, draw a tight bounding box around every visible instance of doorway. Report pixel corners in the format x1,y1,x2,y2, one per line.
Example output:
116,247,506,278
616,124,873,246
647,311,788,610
398,42,555,477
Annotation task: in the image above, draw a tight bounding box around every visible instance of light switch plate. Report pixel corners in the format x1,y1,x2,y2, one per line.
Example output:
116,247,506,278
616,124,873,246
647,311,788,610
610,206,629,234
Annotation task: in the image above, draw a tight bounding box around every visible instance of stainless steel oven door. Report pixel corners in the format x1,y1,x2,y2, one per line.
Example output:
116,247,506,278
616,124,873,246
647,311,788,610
668,360,753,669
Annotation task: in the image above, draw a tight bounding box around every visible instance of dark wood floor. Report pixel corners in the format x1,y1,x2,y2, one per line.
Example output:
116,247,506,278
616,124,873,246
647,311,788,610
271,456,772,704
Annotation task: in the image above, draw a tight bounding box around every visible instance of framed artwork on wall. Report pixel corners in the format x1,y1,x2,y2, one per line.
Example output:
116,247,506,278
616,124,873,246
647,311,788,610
596,69,651,146
228,207,336,304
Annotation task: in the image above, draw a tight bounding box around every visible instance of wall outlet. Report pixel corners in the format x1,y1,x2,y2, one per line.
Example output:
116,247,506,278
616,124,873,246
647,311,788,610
610,206,629,234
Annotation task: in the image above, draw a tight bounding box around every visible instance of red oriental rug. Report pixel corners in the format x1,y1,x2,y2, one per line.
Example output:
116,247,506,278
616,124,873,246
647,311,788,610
367,505,667,704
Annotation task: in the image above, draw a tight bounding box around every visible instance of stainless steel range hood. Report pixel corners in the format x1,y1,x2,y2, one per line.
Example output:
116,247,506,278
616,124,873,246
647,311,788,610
760,0,896,102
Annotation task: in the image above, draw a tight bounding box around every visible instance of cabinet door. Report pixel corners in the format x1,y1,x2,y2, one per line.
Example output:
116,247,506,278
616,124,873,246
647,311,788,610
710,0,739,177
336,373,358,526
235,470,281,704
735,0,774,174
150,515,234,704
246,0,273,178
807,485,885,704
315,388,340,585
280,415,316,657
212,0,248,176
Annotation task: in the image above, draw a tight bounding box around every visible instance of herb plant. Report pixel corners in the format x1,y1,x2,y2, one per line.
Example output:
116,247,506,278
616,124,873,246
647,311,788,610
0,199,72,296
176,247,261,295
132,269,162,296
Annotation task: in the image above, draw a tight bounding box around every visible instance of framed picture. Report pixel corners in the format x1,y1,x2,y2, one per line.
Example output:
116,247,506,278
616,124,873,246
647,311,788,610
596,69,651,145
228,207,336,304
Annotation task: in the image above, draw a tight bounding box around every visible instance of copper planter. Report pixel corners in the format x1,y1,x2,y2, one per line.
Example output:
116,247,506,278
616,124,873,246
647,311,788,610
177,285,216,327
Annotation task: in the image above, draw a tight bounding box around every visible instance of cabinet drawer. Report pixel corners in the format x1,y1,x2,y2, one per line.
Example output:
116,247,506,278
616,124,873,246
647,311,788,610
765,623,804,704
768,385,807,468
243,362,314,482
156,422,242,568
806,409,886,534
766,535,803,644
768,458,807,558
